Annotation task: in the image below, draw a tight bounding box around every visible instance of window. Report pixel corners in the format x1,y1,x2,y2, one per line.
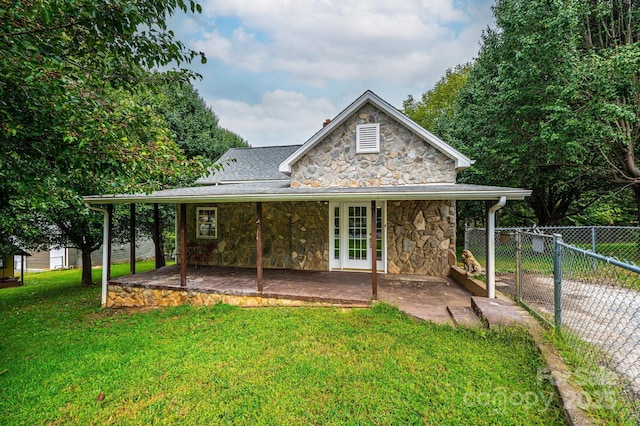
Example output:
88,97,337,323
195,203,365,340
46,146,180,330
196,207,217,239
356,123,380,153
0,257,4,269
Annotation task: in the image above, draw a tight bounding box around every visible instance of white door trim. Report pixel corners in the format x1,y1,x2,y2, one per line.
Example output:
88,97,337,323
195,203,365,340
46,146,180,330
329,201,386,272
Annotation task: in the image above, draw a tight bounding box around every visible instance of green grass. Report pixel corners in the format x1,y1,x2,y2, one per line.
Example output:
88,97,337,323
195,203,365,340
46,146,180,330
0,264,565,425
545,329,638,425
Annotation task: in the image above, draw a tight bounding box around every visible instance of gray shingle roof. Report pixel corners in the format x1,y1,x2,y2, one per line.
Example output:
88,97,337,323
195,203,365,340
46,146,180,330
197,145,302,184
84,182,532,204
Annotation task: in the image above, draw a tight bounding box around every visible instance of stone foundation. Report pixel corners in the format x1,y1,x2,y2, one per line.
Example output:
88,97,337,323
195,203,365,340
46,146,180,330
106,284,353,308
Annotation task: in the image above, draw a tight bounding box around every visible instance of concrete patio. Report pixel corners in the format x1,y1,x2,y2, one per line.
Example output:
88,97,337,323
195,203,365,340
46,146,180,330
108,266,475,324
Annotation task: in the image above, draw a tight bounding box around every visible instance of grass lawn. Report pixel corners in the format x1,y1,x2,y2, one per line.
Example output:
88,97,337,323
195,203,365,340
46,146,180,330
0,263,565,425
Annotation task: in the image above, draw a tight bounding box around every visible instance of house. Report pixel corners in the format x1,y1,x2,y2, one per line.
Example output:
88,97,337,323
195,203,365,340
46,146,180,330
84,90,531,307
18,240,156,273
0,245,30,288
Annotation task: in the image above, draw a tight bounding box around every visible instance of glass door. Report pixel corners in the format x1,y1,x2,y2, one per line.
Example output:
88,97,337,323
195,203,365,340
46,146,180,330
345,204,369,269
330,201,385,271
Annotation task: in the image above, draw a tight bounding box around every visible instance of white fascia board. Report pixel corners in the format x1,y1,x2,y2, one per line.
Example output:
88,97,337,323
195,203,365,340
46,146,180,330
83,189,531,205
278,90,474,174
197,179,290,186
278,92,373,174
365,92,473,171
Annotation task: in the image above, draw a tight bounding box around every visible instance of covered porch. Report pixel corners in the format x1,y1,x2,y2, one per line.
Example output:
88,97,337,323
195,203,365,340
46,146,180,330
85,182,531,309
108,266,474,324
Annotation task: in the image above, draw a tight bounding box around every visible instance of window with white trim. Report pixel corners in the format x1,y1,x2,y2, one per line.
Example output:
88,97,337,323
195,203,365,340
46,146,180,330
356,123,380,153
196,207,217,239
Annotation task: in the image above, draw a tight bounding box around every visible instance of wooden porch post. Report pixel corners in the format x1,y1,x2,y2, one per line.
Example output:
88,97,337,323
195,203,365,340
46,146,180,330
130,203,136,275
20,254,25,286
153,203,164,269
107,205,113,280
256,202,264,292
371,200,378,300
180,203,187,287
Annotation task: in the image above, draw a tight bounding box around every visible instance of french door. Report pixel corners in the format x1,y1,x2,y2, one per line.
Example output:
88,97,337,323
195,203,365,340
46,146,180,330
330,201,385,271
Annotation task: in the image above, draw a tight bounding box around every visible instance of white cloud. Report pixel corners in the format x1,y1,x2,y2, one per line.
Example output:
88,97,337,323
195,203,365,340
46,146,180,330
183,0,494,145
208,90,337,147
196,0,488,87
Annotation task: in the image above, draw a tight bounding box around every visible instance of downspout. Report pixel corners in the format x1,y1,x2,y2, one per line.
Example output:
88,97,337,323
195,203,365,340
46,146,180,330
85,203,109,307
486,196,506,299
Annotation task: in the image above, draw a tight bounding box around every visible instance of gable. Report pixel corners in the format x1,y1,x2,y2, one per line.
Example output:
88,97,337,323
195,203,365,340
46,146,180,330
288,102,459,188
280,90,472,180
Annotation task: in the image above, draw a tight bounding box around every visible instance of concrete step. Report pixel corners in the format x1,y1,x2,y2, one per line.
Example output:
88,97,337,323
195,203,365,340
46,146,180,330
471,296,531,329
447,306,484,328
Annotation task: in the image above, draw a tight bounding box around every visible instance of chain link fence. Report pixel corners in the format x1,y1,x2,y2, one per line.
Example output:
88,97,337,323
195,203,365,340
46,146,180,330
465,225,640,272
491,230,640,422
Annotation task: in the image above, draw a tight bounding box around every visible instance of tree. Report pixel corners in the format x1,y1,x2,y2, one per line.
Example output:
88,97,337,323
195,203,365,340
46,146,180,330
0,0,208,285
110,81,249,269
570,1,640,217
22,89,207,285
156,81,249,160
444,0,610,226
403,64,471,136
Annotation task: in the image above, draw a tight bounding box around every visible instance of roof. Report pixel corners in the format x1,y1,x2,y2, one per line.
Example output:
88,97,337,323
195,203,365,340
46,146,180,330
84,182,531,204
1,245,30,257
197,145,301,184
279,90,474,175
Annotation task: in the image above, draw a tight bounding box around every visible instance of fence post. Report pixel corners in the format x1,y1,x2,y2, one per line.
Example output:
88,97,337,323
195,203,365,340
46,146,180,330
591,226,597,272
515,231,522,302
553,234,563,329
464,221,469,250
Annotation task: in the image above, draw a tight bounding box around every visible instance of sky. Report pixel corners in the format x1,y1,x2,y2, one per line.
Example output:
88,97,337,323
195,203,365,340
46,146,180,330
170,0,495,147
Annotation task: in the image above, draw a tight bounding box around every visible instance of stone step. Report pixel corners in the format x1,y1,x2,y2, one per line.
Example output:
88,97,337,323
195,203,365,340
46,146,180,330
471,296,531,329
447,306,484,328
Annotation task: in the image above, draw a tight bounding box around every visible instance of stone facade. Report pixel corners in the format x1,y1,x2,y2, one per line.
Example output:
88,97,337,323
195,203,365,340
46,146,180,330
386,200,456,276
181,200,455,276
107,284,350,308
289,202,330,270
290,103,456,188
180,202,329,271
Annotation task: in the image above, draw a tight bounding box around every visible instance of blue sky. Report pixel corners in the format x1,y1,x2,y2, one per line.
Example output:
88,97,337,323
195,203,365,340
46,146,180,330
170,0,495,147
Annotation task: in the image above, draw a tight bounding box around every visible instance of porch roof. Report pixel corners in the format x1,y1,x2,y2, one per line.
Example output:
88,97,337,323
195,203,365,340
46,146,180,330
84,181,531,205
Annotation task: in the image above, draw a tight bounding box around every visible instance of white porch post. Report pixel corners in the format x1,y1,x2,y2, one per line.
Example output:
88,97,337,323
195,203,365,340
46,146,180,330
85,203,110,307
486,196,506,298
101,208,109,307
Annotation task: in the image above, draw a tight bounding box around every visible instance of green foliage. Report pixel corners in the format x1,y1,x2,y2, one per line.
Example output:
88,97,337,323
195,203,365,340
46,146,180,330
438,0,611,226
569,1,640,205
154,81,249,161
403,63,471,135
109,81,249,259
407,1,640,226
0,271,564,424
0,0,209,284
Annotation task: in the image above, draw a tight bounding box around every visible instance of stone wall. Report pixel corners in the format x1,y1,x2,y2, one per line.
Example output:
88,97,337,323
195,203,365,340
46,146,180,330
107,284,352,308
179,201,329,271
386,200,456,276
290,202,330,270
290,103,456,187
178,200,455,276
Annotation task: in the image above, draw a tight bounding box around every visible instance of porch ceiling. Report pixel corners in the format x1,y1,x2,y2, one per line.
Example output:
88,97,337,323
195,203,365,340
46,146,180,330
84,181,531,205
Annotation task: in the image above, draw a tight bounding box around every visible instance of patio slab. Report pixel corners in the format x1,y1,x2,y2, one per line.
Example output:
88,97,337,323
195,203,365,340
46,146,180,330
109,266,474,324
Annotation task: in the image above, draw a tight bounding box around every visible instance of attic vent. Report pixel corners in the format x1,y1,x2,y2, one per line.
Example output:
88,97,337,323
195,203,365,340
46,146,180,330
356,123,380,154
